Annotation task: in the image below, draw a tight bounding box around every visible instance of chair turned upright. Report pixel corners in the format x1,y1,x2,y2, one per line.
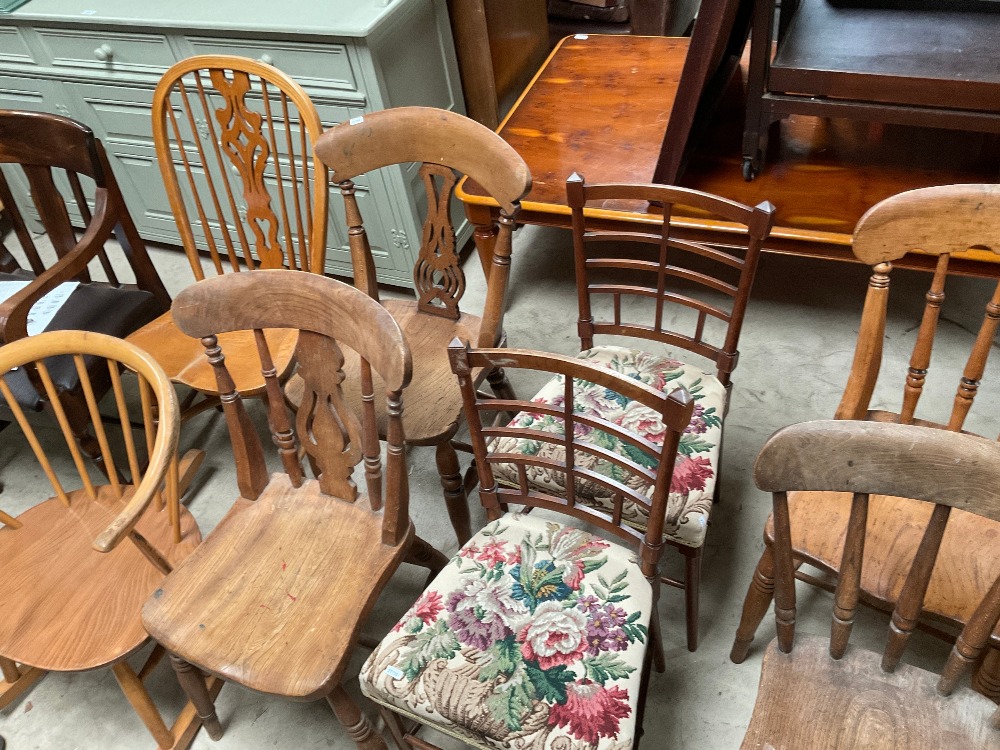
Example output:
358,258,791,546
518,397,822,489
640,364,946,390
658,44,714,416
493,173,775,651
142,270,447,750
127,55,328,420
0,110,170,463
303,106,532,547
361,341,693,750
0,330,202,747
730,184,1000,698
742,419,1000,750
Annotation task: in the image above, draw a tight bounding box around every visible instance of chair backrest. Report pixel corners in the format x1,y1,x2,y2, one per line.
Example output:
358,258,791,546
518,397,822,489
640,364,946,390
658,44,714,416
0,109,170,339
837,183,1000,432
171,270,413,546
152,56,328,279
755,419,1000,728
313,106,531,342
566,173,776,387
0,330,181,563
449,340,693,581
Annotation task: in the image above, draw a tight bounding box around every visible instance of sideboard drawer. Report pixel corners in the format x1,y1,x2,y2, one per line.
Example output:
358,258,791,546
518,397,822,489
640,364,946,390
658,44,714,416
35,27,175,77
185,36,359,97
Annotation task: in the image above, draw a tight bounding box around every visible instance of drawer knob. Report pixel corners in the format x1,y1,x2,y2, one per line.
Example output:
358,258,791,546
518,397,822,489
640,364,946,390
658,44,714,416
258,53,274,66
94,43,114,62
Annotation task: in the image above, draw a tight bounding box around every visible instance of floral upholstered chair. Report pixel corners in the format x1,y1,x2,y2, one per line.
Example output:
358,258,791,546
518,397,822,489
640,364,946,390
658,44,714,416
491,174,774,652
361,341,694,750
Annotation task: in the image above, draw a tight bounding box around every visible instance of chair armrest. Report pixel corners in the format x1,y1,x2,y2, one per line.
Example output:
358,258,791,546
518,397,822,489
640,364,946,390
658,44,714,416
0,199,118,343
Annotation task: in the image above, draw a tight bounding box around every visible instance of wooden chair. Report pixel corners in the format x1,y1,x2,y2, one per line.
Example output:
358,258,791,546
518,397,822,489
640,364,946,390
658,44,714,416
142,270,448,750
742,419,1000,749
360,341,693,750
127,55,328,419
302,106,532,547
0,330,202,747
0,110,170,464
490,174,774,652
730,184,1000,698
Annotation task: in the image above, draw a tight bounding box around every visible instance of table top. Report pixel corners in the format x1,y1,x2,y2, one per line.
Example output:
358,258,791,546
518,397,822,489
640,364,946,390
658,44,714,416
458,33,999,265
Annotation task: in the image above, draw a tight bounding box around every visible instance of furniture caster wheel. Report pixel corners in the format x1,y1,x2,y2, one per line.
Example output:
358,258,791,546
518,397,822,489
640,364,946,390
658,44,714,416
742,157,759,181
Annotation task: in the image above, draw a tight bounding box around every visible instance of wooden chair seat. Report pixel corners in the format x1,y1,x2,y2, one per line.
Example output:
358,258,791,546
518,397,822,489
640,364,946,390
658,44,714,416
142,473,413,700
286,299,484,445
0,487,200,672
767,491,1000,642
128,311,298,396
741,635,994,750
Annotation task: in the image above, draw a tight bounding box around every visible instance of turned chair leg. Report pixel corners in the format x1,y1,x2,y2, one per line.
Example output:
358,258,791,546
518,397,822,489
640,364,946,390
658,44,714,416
112,661,173,748
406,535,450,585
683,546,703,652
170,654,223,741
974,645,1000,702
326,685,387,750
730,543,777,664
435,441,471,546
649,603,666,673
0,657,44,710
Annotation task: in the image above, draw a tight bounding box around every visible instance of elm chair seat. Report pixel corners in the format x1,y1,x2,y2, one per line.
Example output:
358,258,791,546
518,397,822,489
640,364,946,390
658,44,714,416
0,275,160,412
493,345,726,548
362,511,653,750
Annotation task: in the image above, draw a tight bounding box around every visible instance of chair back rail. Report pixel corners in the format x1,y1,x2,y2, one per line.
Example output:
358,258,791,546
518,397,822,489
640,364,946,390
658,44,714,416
566,173,775,386
0,330,180,563
170,270,413,546
152,56,328,280
838,184,1000,432
449,340,693,580
754,418,1000,729
313,106,531,336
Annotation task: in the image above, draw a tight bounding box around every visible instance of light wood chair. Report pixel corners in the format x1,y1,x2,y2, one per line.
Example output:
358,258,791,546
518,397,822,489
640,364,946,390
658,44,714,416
493,174,774,652
300,106,532,547
127,55,328,420
0,330,203,747
359,340,693,750
142,270,447,750
0,110,170,465
742,419,1000,749
730,184,1000,698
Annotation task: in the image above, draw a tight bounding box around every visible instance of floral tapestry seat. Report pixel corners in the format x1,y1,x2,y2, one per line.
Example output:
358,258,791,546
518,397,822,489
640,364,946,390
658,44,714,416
361,513,653,750
492,346,726,549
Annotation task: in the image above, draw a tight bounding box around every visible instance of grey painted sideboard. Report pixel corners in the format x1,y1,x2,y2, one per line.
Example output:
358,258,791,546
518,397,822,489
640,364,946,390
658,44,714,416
0,0,469,287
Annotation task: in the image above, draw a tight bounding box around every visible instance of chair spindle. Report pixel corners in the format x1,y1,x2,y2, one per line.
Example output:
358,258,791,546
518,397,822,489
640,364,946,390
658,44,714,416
830,492,869,659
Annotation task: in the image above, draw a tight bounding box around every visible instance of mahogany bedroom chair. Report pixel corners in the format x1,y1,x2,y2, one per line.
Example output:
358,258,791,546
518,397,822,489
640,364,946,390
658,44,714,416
127,54,328,420
490,173,775,652
299,106,532,547
360,340,693,750
0,110,169,465
742,419,1000,749
730,184,1000,698
0,330,202,746
142,270,447,750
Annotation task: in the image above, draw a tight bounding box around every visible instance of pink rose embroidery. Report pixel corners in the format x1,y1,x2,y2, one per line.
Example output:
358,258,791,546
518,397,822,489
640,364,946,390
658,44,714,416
670,456,714,495
518,600,588,669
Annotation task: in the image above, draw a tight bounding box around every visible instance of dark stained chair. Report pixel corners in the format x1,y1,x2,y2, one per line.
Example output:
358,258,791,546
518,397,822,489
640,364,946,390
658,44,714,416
741,419,1000,749
359,340,693,750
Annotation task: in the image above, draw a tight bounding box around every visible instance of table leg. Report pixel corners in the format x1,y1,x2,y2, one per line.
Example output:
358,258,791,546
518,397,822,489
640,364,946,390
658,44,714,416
465,202,499,279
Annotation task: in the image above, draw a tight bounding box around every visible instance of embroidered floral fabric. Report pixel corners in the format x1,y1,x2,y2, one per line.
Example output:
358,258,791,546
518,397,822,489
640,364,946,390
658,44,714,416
491,346,725,548
361,513,652,750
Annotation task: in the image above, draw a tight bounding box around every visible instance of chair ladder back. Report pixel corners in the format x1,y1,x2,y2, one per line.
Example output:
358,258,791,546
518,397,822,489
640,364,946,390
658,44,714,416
153,57,327,280
449,340,693,577
414,162,464,320
0,170,44,275
200,333,269,500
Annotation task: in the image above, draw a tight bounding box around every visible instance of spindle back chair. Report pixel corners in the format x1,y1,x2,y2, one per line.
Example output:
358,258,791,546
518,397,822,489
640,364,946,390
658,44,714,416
128,55,328,413
741,419,1000,749
492,174,774,651
731,184,1000,697
0,110,169,460
0,330,201,747
305,106,532,546
359,341,693,750
141,270,447,750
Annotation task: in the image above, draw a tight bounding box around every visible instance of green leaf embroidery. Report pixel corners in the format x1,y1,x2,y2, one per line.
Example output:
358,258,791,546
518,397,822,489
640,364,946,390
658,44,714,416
399,620,459,679
525,662,575,704
479,636,522,682
621,441,657,469
485,671,535,731
583,653,636,683
678,435,714,457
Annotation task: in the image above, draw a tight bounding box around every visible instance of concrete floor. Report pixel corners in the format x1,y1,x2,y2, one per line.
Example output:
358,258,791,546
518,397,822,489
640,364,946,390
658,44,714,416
2,223,998,749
